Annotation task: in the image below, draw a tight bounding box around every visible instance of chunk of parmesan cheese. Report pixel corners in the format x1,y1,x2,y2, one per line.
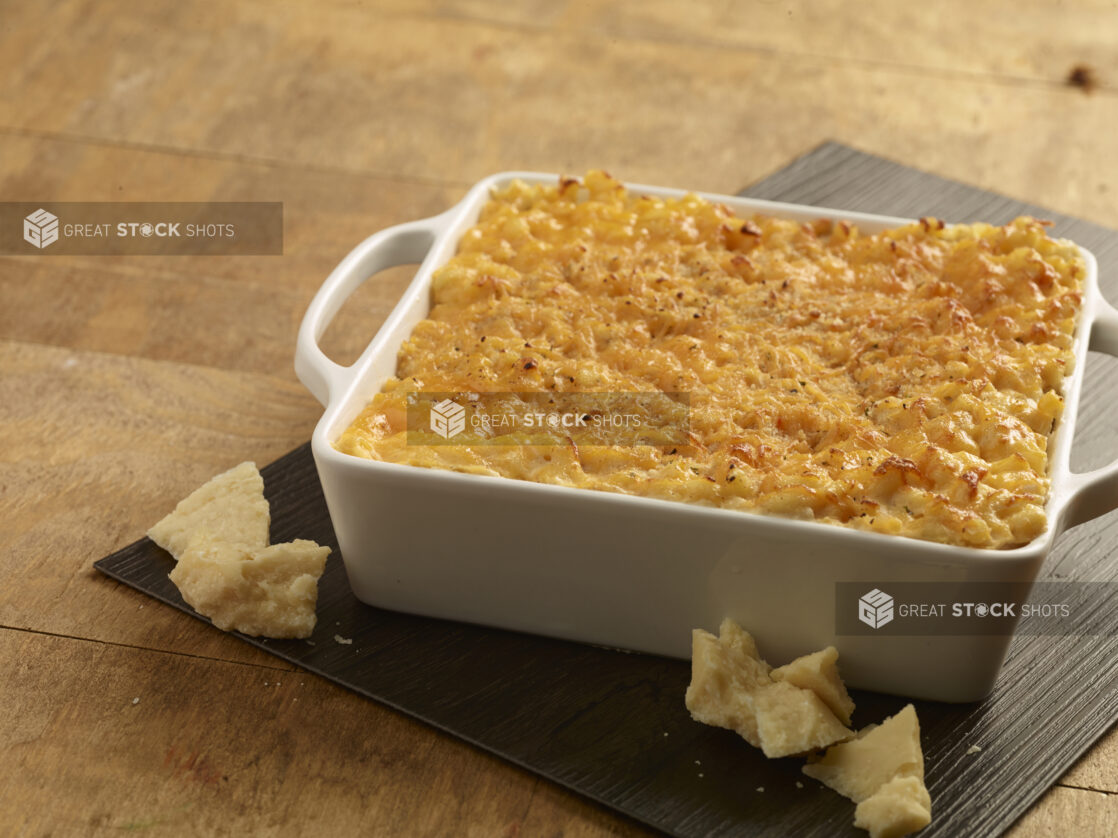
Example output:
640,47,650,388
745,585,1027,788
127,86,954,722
686,623,932,837
148,462,269,559
685,620,853,755
771,646,856,726
802,704,925,803
752,680,856,759
685,621,771,748
854,776,933,838
169,540,329,638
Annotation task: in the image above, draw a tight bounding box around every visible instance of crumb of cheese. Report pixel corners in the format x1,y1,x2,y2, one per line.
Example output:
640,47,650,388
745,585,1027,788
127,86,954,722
148,462,269,560
169,540,329,638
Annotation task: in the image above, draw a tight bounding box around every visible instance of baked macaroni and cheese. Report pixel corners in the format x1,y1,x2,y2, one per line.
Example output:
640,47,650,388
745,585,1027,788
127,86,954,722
336,171,1085,549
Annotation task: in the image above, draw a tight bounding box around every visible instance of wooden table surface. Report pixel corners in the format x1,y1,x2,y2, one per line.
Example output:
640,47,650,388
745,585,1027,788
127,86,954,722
2,2,1116,835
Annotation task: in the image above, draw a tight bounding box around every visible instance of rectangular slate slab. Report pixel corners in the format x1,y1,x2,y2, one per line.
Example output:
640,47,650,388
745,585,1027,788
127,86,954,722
97,142,1118,838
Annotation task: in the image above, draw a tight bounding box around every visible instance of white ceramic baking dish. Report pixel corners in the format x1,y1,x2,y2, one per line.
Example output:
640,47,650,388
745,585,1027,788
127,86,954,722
296,173,1118,702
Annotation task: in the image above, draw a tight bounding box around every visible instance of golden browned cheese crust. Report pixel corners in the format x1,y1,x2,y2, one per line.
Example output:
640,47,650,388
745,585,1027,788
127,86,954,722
336,171,1085,549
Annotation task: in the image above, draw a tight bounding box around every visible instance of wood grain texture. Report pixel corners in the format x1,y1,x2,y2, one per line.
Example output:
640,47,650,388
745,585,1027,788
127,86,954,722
0,628,646,838
0,133,453,375
0,339,315,663
399,0,1118,86
1006,785,1118,838
2,1,1117,836
1,1,1115,226
1061,731,1118,795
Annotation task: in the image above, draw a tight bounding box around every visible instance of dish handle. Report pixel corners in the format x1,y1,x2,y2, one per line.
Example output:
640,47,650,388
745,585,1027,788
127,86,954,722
295,214,447,406
1064,295,1118,529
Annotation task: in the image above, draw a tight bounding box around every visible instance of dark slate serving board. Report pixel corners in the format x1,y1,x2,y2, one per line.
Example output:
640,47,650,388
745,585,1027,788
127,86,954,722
96,142,1118,838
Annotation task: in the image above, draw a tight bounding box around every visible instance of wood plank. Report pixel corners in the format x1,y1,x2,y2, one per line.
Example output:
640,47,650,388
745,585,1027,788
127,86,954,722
11,0,1111,91
1061,727,1118,794
0,339,318,664
370,0,1118,88
551,0,1118,88
1007,784,1118,838
0,628,649,837
0,254,417,374
0,133,456,372
0,2,1114,227
5,624,1110,838
1,3,1115,833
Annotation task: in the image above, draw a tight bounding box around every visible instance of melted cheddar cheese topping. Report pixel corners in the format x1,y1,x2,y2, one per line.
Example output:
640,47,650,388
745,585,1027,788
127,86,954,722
336,171,1085,548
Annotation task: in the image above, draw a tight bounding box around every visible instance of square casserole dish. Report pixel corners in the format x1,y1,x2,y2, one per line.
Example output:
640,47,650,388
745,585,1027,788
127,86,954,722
296,173,1118,702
